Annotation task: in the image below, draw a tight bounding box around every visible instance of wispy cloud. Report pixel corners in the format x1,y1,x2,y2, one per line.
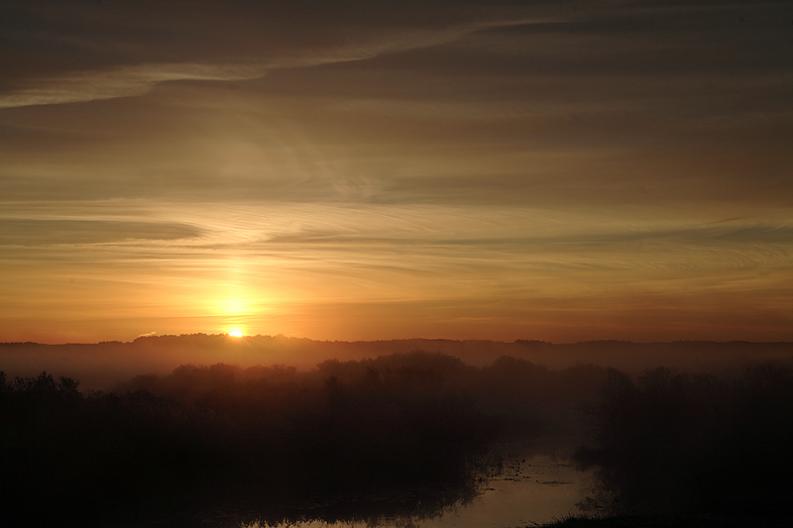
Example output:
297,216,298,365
0,218,203,246
0,63,269,109
0,14,541,109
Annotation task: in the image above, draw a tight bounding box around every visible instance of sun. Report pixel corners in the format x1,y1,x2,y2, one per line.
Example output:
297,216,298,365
227,326,245,338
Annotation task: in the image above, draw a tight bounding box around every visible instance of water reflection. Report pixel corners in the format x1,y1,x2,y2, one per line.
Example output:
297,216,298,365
223,455,590,528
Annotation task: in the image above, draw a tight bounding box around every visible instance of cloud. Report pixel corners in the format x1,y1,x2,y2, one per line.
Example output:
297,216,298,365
0,218,203,246
1,1,793,341
0,63,269,109
0,1,547,109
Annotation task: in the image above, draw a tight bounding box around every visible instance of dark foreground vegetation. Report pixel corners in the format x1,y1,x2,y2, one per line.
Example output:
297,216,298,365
2,351,793,527
0,353,605,526
572,363,793,526
544,514,792,528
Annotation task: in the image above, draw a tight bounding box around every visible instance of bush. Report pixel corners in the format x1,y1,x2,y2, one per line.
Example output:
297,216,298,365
576,363,793,516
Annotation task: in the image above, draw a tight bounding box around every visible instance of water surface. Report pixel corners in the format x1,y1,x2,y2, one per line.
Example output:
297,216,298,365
231,454,591,528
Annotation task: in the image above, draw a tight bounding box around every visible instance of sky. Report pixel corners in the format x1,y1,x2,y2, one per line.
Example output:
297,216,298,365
1,0,792,343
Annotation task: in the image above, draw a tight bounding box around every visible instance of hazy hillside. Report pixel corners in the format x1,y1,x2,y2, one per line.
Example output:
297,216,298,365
2,335,792,388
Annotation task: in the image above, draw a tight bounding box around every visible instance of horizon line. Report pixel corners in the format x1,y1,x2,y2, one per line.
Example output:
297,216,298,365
2,333,793,347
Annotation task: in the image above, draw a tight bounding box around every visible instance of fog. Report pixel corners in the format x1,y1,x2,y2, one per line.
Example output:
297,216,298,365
2,335,792,389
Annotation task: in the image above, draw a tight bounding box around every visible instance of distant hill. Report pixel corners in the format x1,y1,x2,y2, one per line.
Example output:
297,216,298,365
1,334,792,388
